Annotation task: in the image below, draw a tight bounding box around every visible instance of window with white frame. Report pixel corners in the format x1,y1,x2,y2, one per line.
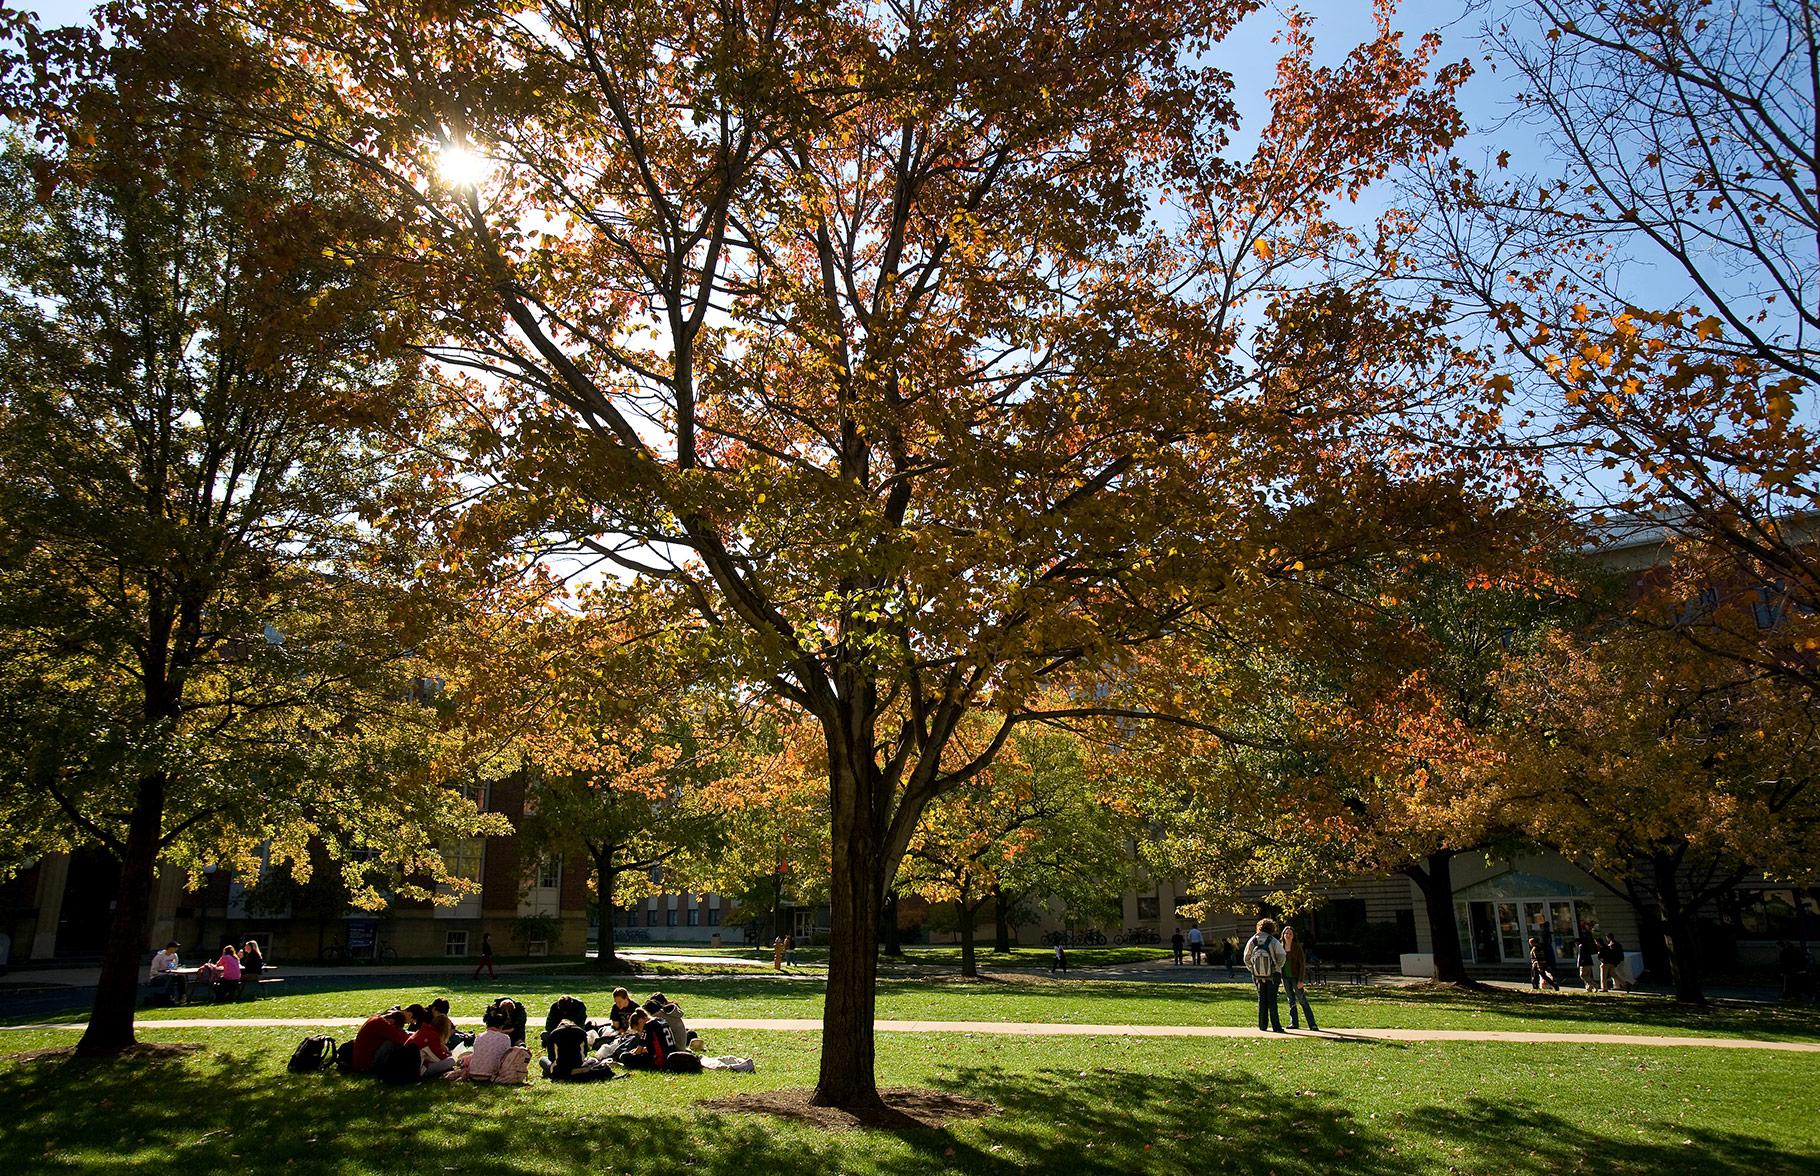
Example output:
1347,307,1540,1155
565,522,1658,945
445,930,469,957
538,856,560,890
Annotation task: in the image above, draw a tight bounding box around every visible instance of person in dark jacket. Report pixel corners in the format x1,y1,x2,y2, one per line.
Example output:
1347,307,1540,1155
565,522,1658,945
1575,924,1601,991
1528,938,1558,991
618,1008,671,1070
1599,935,1631,992
1282,925,1319,1031
488,996,528,1046
540,1019,614,1081
1171,929,1185,966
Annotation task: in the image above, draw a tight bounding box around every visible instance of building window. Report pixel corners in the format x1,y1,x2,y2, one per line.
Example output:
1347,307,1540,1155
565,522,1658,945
707,908,721,926
687,908,700,926
666,908,678,927
538,857,560,890
646,907,658,927
1137,896,1160,920
445,930,469,958
626,908,639,929
1754,586,1785,630
444,839,484,886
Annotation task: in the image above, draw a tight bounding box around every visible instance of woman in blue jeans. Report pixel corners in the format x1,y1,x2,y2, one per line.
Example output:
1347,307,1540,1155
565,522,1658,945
1282,925,1318,1031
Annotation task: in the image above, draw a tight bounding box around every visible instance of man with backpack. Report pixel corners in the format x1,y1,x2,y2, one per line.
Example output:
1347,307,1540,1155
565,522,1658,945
1243,918,1287,1033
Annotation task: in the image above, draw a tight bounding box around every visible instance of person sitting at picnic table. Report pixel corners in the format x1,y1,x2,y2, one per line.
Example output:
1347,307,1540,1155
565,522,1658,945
147,941,183,1005
402,1003,458,1078
349,1007,411,1075
213,943,244,1001
239,939,265,976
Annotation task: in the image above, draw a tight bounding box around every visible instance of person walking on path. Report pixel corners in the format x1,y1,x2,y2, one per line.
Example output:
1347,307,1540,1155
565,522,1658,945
1052,941,1068,974
1528,937,1558,991
784,934,797,967
1243,918,1286,1033
1171,929,1185,966
473,932,496,981
1188,926,1204,966
1282,925,1318,1031
1600,934,1631,992
1575,924,1600,991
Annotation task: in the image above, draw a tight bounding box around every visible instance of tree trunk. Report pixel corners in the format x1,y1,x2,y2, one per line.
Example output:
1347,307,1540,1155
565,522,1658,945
881,888,902,958
76,771,166,1056
593,849,622,971
1403,850,1471,985
811,753,885,1109
1627,889,1672,982
1653,850,1706,1005
957,883,978,979
993,884,1011,954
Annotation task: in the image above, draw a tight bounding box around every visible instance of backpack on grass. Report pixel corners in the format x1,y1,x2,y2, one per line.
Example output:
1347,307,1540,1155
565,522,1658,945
287,1034,336,1074
492,1045,532,1086
333,1040,356,1075
374,1040,423,1086
662,1050,703,1074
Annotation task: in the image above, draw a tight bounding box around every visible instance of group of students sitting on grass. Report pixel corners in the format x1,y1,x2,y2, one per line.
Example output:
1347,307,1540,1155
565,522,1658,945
317,989,741,1085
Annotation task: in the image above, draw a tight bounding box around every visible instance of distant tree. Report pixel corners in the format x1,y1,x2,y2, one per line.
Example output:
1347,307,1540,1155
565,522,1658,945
1499,620,1820,1004
1126,554,1577,985
900,725,1134,977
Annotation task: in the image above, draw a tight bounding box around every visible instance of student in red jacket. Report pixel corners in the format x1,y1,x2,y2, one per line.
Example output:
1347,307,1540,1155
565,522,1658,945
403,1003,457,1078
350,1008,410,1074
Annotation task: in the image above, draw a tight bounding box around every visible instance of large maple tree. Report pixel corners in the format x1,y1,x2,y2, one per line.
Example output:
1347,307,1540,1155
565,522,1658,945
206,0,1493,1105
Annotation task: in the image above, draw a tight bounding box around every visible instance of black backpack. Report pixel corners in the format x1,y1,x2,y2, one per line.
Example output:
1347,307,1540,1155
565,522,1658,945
334,1040,356,1075
287,1034,336,1074
662,1049,703,1074
374,1040,422,1086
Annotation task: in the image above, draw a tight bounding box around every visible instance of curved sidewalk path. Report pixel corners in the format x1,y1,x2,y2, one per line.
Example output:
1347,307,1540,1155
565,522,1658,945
5,1016,1817,1052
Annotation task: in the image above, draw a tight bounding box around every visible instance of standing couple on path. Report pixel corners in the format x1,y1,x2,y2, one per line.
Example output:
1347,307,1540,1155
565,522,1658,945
1243,918,1317,1033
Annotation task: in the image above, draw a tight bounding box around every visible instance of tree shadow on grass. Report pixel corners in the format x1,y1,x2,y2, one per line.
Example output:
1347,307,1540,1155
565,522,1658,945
1396,1094,1819,1176
1323,983,1820,1042
919,1062,1818,1176
2,1044,1814,1176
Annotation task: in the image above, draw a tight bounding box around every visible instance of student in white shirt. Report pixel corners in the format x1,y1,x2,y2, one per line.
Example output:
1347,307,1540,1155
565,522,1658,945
147,941,182,1005
459,1008,514,1080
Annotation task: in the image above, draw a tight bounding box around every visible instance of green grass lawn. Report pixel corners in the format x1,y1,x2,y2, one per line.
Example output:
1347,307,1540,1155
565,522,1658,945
611,943,1178,970
2,1022,1815,1175
14,974,1820,1043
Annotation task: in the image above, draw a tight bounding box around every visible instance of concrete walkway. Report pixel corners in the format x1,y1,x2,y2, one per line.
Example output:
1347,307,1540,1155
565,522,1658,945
5,1015,1817,1052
